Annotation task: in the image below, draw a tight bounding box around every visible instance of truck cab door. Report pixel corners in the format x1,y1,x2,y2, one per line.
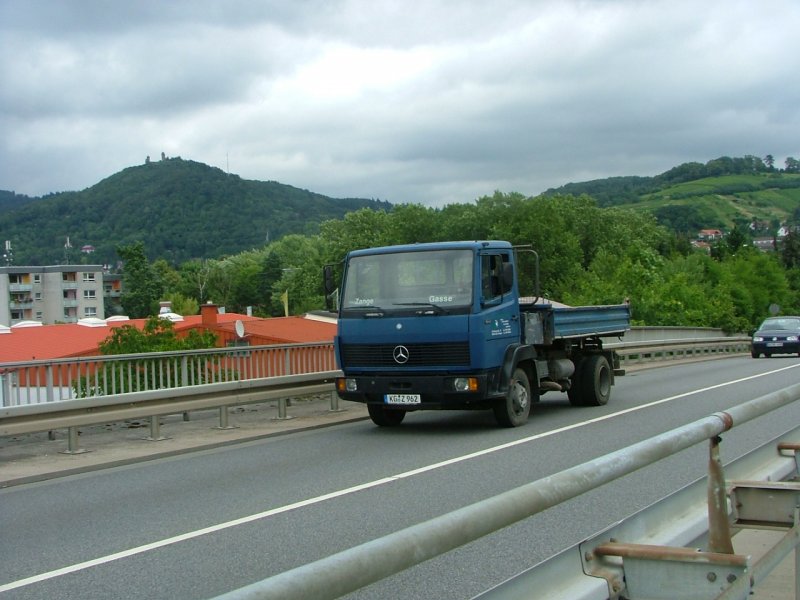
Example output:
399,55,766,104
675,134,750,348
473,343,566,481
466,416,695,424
476,251,520,370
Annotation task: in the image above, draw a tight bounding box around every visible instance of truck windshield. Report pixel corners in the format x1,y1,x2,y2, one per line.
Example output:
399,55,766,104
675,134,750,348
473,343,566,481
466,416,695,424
341,249,473,313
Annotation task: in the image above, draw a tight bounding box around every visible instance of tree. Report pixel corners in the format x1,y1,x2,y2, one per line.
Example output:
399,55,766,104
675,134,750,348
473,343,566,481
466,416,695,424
764,154,775,170
177,259,214,304
152,258,181,292
781,230,800,269
724,251,796,327
724,225,749,254
222,250,269,314
264,235,326,315
437,202,491,240
563,245,666,324
319,208,391,264
163,292,199,316
205,258,235,309
117,242,162,317
71,316,220,397
100,316,217,355
653,205,708,234
259,246,284,313
383,204,441,245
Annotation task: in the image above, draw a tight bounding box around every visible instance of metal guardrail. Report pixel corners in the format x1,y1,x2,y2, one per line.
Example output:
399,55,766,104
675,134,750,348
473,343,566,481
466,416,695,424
0,371,340,448
0,337,752,453
0,341,336,406
0,342,338,453
610,336,752,366
0,336,750,408
213,385,800,600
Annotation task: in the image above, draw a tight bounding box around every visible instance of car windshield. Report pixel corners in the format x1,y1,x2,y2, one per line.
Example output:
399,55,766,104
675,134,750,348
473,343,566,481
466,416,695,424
759,317,800,330
341,249,473,312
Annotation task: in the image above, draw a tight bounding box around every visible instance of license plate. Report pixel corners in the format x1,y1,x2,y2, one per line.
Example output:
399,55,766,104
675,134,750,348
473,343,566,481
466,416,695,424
767,342,783,347
385,394,421,405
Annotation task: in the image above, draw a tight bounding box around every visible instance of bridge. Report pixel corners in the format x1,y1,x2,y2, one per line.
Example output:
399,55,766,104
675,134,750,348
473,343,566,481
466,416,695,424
1,328,798,599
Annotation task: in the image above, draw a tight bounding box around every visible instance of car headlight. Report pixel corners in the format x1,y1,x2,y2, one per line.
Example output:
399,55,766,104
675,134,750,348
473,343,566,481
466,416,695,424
788,336,799,342
753,336,764,342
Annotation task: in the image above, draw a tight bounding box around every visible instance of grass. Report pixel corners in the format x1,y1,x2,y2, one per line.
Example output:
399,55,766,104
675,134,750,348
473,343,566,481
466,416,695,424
624,174,800,230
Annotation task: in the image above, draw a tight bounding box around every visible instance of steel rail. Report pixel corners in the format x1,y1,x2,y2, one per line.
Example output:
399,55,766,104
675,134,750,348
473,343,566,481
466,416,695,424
0,337,751,444
609,336,751,365
0,371,340,437
211,383,800,600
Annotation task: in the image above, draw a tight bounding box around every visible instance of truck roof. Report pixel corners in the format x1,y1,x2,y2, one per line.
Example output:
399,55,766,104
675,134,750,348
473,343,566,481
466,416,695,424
347,240,512,257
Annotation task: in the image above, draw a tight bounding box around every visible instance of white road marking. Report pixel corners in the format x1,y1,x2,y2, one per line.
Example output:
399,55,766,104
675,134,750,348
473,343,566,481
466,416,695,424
2,362,797,593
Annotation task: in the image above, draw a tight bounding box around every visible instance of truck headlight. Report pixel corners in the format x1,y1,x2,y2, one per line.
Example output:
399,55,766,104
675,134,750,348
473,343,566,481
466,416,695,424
337,378,358,392
453,377,478,392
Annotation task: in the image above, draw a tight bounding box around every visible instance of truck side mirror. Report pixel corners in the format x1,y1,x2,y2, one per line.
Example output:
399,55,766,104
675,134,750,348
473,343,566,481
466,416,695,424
502,263,514,290
323,265,336,309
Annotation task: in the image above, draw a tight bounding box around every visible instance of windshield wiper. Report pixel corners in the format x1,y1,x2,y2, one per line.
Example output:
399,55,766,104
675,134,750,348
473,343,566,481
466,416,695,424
343,305,385,317
393,302,449,315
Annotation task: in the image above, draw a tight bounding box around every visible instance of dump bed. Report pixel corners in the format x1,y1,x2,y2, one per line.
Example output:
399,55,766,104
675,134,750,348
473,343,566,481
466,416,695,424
522,303,630,346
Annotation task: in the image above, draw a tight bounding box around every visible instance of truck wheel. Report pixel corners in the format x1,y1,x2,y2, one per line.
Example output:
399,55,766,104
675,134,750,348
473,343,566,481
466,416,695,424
567,358,587,406
368,404,406,427
494,368,531,427
570,354,611,407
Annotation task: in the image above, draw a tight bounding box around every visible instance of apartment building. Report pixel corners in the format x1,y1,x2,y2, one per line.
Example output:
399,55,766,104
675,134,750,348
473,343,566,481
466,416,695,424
102,273,123,316
0,265,105,326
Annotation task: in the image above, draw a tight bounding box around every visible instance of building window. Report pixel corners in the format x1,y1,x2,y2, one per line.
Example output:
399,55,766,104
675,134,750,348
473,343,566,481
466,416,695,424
35,312,43,320
84,289,96,299
83,272,96,282
84,307,97,317
34,292,42,301
33,274,41,284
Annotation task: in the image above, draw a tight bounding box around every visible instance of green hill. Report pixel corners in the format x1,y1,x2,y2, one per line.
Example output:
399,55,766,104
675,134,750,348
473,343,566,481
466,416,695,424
0,158,391,265
545,157,800,235
5,154,800,267
0,190,34,212
635,174,800,233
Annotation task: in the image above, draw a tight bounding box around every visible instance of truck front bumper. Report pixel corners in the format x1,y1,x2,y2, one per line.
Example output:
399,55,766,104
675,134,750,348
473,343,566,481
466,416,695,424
335,373,498,409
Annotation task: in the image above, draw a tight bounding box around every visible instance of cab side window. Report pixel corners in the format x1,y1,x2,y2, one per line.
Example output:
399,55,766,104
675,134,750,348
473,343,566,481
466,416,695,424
481,253,510,302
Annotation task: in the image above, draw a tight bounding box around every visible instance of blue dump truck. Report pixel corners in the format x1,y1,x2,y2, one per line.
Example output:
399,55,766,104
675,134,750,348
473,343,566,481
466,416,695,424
323,240,630,427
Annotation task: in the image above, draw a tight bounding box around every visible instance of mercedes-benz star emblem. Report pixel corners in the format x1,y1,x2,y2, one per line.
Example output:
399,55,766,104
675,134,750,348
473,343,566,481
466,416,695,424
393,345,410,364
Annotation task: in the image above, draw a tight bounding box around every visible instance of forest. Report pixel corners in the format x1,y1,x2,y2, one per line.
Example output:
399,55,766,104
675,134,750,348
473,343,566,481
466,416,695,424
0,157,390,265
117,190,800,335
5,153,800,333
545,154,800,208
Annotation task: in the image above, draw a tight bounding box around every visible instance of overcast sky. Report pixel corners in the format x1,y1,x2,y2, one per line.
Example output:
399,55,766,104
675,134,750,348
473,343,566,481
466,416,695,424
1,0,798,207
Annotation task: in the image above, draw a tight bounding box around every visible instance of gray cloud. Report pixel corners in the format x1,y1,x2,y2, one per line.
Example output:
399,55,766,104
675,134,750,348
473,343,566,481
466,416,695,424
1,0,798,206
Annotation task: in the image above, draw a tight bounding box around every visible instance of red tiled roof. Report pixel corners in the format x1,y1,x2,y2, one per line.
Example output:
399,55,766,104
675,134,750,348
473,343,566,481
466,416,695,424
0,323,114,362
228,316,336,344
0,314,336,363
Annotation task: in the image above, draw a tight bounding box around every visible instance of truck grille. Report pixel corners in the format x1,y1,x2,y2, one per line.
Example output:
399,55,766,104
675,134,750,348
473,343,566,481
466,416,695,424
341,342,470,367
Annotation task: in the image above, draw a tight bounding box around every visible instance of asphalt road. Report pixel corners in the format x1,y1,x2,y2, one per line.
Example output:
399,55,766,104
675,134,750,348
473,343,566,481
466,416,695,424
1,356,799,599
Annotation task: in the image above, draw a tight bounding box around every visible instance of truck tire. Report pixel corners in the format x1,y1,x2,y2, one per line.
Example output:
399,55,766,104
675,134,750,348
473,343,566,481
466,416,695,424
494,368,531,427
568,355,611,407
368,404,406,426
